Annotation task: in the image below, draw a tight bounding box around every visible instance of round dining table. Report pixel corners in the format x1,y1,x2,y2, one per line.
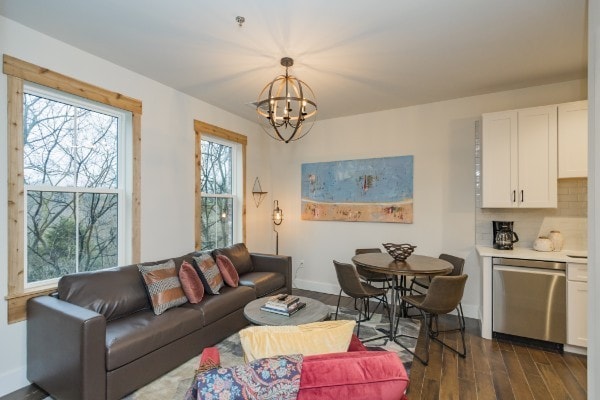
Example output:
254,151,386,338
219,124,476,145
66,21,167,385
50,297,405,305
352,253,453,278
351,252,452,364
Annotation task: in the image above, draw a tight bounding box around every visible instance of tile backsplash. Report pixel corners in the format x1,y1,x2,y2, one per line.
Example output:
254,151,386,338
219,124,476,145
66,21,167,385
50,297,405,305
475,179,588,250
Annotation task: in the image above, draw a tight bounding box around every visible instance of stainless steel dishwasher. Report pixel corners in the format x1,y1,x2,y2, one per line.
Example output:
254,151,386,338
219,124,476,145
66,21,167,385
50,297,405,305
492,257,566,344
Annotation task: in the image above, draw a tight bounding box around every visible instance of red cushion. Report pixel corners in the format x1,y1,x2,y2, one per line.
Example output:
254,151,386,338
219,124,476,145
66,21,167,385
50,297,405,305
179,261,204,303
347,334,367,352
198,347,220,369
297,351,409,400
216,255,240,287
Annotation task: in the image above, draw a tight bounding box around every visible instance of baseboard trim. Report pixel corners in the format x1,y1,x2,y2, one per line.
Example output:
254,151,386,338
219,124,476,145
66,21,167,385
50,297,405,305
294,278,340,296
0,366,29,398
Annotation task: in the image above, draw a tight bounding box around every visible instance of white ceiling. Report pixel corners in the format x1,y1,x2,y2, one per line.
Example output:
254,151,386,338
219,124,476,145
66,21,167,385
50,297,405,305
0,0,588,122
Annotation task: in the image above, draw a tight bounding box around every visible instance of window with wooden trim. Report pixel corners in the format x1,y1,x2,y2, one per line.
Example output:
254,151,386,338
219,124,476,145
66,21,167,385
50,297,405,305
23,83,129,287
4,55,142,323
194,121,247,250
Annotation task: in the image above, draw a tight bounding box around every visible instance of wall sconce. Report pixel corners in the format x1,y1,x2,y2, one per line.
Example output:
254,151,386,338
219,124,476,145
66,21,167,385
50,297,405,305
272,200,283,254
251,177,268,208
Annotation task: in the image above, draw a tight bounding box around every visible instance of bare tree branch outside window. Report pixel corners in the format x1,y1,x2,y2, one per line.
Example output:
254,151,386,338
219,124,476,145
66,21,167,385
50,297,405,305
200,140,234,250
23,92,120,284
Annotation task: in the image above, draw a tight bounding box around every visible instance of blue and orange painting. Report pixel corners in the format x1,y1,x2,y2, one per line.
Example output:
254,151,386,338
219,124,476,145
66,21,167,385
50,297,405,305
301,155,413,223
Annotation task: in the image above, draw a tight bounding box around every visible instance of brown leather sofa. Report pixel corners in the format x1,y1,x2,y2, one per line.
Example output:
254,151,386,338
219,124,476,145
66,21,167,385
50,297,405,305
26,243,291,400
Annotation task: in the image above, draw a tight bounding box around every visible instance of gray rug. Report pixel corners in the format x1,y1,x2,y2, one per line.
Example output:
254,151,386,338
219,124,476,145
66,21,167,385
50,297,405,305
96,307,419,399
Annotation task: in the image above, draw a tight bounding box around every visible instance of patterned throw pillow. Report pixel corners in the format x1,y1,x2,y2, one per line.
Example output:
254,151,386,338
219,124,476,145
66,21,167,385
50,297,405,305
179,260,204,303
193,254,224,295
138,259,188,315
216,254,240,287
193,354,302,400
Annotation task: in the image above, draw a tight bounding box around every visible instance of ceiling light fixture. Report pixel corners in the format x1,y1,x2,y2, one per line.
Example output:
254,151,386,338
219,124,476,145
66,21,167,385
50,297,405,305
256,57,317,143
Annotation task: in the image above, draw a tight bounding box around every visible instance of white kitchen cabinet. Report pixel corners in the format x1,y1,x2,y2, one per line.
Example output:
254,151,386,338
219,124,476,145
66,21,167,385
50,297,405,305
567,263,587,348
482,105,557,208
558,100,588,178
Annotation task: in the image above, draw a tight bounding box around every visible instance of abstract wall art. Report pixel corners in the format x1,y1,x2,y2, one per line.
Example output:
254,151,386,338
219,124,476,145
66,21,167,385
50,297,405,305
301,155,414,223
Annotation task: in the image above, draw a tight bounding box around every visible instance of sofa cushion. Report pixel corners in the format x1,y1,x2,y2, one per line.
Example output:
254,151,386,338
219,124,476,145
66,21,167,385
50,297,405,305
139,259,188,315
297,351,409,400
58,264,150,321
239,271,285,297
212,243,254,275
186,285,255,325
216,255,240,287
105,307,204,371
179,261,205,303
239,320,356,362
193,254,224,295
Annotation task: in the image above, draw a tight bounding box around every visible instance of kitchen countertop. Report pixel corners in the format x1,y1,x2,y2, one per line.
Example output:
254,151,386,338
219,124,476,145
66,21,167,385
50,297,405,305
476,245,588,264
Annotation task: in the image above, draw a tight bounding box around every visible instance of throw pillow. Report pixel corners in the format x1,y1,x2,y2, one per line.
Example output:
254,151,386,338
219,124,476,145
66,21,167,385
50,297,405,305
193,254,224,295
239,320,356,362
192,354,302,400
215,254,239,287
138,259,188,315
179,261,204,303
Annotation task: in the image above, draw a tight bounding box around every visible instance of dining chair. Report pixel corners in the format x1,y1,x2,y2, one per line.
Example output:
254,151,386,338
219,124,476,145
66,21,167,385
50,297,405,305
333,260,390,338
401,274,468,365
354,248,393,317
409,253,465,322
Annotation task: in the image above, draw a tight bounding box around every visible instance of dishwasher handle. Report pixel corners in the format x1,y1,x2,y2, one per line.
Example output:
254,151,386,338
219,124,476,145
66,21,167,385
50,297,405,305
493,264,566,276
493,257,566,271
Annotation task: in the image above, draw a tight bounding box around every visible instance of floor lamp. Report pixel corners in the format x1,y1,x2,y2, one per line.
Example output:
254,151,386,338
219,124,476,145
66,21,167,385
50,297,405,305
272,200,283,255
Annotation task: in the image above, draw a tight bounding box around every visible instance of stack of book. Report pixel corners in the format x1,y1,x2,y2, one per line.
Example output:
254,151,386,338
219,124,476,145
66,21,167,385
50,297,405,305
260,294,306,316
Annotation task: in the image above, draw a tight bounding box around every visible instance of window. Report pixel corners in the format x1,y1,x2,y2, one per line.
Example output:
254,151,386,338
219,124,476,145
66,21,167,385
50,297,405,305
194,121,247,251
23,84,128,287
4,55,141,323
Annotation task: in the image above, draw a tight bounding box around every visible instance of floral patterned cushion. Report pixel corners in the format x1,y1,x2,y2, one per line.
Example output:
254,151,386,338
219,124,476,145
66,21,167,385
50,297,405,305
191,354,303,400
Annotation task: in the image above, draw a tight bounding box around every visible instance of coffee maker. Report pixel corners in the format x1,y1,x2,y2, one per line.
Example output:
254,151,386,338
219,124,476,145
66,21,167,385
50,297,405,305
493,221,519,250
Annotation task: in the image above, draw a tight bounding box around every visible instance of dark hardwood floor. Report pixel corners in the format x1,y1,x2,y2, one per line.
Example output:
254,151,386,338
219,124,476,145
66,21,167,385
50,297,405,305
2,288,587,400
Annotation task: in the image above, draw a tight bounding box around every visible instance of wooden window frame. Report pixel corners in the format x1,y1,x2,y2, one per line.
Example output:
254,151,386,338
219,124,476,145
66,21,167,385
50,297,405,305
3,55,142,323
194,120,247,250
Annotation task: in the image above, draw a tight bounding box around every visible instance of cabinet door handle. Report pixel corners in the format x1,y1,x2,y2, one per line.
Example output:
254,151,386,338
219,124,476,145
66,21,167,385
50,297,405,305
521,190,524,202
513,190,516,203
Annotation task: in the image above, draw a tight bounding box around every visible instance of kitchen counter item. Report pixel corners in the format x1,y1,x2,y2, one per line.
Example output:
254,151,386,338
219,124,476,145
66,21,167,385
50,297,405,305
493,221,519,250
533,237,554,252
549,230,564,251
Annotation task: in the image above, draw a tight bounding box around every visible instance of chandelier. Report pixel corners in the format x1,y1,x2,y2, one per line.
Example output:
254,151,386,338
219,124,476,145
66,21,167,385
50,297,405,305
256,57,318,143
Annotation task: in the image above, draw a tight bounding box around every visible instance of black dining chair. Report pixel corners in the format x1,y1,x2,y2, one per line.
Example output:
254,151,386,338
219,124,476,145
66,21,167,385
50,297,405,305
401,274,468,365
333,260,390,338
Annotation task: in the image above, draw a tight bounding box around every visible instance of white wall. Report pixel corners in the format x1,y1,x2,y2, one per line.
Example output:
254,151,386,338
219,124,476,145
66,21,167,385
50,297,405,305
270,79,587,320
0,16,273,396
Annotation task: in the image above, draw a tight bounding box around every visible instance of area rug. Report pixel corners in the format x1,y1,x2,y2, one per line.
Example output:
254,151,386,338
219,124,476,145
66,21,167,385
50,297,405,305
122,306,420,399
